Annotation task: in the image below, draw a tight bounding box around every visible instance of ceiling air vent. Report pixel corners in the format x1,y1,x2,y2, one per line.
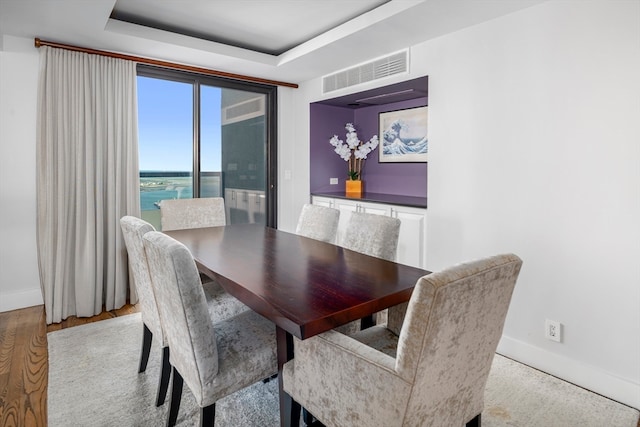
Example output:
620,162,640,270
322,50,408,94
222,97,265,125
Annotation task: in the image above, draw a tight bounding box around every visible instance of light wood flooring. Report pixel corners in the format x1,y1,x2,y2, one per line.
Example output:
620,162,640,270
0,304,138,427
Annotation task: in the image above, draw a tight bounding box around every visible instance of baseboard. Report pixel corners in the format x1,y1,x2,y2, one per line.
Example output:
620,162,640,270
498,335,640,411
0,288,43,313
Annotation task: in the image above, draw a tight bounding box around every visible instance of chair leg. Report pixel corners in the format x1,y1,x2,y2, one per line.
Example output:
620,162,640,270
156,346,171,406
286,395,302,427
466,413,481,427
139,324,153,373
303,408,314,425
360,314,375,330
263,372,278,383
200,404,215,427
167,367,183,427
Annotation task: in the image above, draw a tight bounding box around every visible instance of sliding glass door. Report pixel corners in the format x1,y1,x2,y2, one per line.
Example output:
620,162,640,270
136,65,276,230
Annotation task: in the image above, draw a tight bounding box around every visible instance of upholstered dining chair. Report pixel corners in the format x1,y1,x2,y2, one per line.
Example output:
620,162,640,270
342,211,401,261
159,197,226,231
142,231,278,427
340,211,401,331
283,253,523,427
295,203,340,243
119,216,248,408
159,197,226,286
120,216,170,407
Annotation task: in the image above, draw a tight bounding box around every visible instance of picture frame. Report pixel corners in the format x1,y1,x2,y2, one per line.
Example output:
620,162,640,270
379,106,428,163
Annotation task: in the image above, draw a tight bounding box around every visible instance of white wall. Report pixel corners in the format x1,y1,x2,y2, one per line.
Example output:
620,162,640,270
276,84,311,232
285,0,640,408
424,0,639,409
0,35,42,311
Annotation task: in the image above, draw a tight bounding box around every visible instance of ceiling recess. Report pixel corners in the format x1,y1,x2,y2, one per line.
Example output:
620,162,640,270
322,50,409,94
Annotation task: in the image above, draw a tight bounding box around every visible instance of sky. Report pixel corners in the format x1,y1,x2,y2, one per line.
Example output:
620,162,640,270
137,76,222,171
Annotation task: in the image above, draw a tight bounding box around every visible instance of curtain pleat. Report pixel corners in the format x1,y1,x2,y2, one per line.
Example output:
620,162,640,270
36,46,141,324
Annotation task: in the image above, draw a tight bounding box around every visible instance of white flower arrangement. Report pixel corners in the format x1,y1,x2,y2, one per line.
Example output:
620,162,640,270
329,123,379,180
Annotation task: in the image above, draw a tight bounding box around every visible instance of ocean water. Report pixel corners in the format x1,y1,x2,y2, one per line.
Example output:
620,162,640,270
139,174,221,211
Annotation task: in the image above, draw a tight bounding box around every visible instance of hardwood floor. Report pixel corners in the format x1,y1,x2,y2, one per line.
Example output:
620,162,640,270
0,304,138,427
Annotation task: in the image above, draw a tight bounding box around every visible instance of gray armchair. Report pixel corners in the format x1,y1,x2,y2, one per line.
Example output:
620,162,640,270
142,231,278,427
283,253,523,427
295,203,340,243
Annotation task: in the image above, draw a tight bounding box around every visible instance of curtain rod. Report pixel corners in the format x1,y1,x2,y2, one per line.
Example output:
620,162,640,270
34,37,299,89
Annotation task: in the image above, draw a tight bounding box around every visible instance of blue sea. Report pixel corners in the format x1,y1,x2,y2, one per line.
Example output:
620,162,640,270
139,173,221,211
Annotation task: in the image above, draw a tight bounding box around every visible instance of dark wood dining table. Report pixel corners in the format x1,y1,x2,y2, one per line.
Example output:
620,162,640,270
164,223,430,427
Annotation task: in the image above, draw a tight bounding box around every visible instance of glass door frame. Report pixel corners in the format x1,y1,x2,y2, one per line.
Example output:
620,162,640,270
137,64,278,228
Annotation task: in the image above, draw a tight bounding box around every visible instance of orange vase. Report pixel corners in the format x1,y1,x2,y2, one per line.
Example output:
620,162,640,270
345,180,363,197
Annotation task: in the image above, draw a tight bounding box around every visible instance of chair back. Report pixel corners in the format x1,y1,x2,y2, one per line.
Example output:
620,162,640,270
119,216,164,345
342,211,401,261
295,204,340,243
160,197,226,231
142,231,219,406
396,254,523,425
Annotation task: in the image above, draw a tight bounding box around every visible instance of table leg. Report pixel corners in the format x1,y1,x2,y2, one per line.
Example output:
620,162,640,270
277,326,300,427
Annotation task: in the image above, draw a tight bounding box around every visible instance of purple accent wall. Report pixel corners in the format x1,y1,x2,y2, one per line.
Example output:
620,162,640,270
310,98,428,197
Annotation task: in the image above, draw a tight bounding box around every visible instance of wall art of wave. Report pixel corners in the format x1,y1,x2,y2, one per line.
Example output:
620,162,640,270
382,135,428,156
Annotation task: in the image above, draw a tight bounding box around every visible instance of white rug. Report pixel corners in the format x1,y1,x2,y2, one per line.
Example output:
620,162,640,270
47,313,639,427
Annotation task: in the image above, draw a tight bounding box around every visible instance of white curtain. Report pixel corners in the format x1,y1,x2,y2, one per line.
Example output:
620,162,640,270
36,46,140,324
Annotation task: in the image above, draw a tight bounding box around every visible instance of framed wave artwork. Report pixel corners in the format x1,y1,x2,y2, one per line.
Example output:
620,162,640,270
379,106,428,163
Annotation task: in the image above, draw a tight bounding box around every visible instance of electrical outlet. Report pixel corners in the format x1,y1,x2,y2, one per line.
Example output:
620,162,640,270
545,319,562,343
329,177,338,185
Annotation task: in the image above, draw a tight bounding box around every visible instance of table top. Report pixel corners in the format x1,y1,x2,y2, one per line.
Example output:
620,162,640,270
165,224,431,340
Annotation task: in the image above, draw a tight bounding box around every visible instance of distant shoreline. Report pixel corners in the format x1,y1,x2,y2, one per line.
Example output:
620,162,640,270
138,173,221,211
140,171,221,177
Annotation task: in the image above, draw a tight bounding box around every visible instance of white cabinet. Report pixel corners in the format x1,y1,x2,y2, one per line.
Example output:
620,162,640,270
390,206,426,269
311,195,426,268
248,192,266,224
332,198,359,244
225,188,265,224
311,197,333,208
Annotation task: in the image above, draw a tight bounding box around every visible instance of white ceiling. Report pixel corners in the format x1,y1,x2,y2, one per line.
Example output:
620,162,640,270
111,0,391,56
0,0,547,84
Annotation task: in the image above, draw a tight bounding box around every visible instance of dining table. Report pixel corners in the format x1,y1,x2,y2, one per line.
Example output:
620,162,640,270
164,223,431,427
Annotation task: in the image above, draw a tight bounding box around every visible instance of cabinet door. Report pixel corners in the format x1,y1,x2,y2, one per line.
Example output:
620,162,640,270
224,188,236,224
358,202,389,216
311,196,333,208
224,189,251,224
391,206,426,268
248,192,266,224
332,199,358,245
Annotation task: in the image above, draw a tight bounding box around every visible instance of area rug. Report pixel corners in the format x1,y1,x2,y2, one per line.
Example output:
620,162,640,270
47,313,639,427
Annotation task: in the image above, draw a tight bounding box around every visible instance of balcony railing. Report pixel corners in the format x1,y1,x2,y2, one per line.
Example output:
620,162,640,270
140,171,222,229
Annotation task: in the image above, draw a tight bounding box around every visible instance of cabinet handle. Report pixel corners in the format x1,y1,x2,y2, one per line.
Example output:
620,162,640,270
232,190,235,201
